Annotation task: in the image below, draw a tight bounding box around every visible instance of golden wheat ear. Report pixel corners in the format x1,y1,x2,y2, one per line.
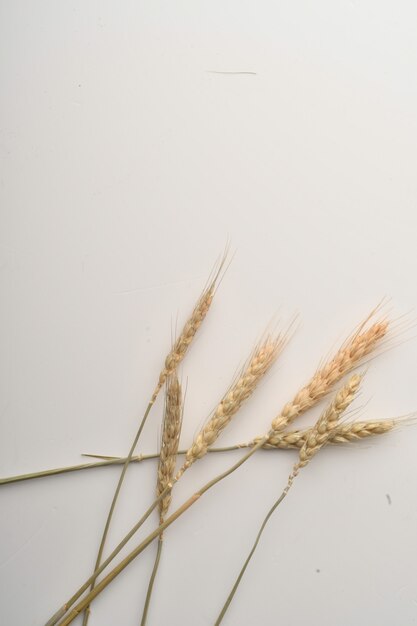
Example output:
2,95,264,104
157,374,183,523
263,415,410,449
139,373,184,626
179,332,287,474
290,374,362,478
152,247,230,401
269,309,389,435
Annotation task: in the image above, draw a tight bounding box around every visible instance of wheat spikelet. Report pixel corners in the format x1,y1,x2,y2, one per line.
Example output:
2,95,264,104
156,374,183,523
270,315,388,435
152,254,228,402
288,374,361,479
180,335,286,473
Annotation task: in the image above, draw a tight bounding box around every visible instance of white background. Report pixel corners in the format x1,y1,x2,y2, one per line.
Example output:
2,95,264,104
1,2,417,625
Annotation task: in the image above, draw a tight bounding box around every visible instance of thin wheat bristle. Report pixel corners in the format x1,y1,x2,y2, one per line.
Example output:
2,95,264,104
152,253,228,402
270,315,388,435
157,374,183,523
290,374,362,477
181,335,286,472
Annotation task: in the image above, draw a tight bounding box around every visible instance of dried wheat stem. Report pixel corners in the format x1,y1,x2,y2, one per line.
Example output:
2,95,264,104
87,417,400,459
214,490,287,626
140,538,163,626
89,418,399,455
270,315,387,434
2,418,400,488
77,399,155,626
0,415,397,487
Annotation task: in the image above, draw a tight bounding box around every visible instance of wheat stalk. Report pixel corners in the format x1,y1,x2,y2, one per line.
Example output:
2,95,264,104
270,315,388,435
0,417,403,487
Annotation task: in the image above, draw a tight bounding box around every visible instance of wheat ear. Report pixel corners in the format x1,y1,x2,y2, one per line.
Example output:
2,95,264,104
270,315,388,435
214,375,362,625
140,374,183,626
157,375,183,523
152,253,228,402
180,335,286,475
264,418,397,448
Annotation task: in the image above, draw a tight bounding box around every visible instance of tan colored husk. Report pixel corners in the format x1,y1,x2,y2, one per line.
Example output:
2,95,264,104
179,335,286,475
290,374,362,478
270,316,388,435
157,374,182,523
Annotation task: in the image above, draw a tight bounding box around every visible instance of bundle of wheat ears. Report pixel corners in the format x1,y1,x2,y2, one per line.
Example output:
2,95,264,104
2,253,414,625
